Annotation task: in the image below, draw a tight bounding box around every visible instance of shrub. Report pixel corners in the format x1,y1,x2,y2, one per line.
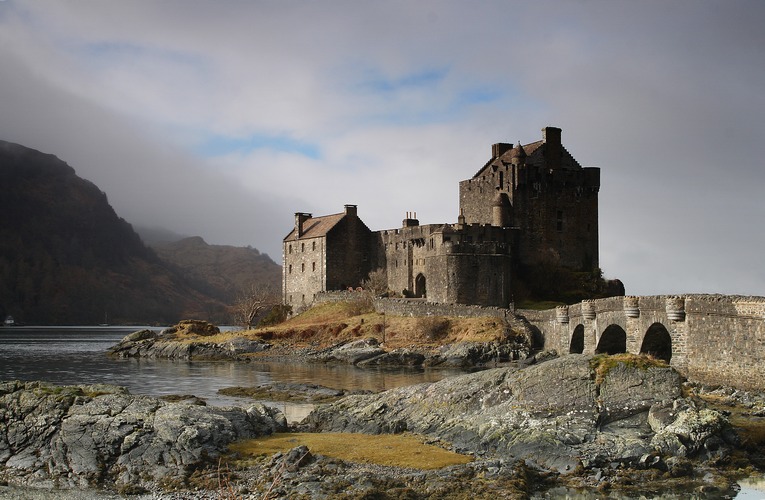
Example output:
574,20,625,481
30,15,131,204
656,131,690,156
259,304,292,326
417,316,451,341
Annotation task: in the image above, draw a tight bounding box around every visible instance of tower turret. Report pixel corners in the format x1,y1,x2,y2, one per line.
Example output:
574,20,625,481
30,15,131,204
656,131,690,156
492,192,512,227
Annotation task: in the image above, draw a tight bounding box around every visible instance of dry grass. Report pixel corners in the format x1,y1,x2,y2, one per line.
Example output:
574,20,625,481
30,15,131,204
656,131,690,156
589,353,668,385
166,302,508,351
242,302,507,350
227,432,472,470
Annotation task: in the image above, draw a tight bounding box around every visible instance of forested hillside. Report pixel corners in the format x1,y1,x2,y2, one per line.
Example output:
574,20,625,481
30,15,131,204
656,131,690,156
150,236,280,303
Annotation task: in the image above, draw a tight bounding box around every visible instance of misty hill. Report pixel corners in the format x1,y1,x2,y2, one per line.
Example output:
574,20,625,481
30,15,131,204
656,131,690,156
0,140,228,325
133,226,193,246
150,236,281,303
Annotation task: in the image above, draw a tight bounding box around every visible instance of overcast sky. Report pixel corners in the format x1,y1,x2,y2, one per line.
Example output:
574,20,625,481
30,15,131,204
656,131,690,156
1,1,763,296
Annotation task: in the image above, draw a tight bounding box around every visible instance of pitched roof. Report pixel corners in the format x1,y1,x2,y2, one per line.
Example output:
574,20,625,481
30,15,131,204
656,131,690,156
283,212,345,240
472,140,543,178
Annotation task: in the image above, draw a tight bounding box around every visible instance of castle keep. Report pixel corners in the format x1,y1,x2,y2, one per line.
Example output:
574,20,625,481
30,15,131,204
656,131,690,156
283,127,600,310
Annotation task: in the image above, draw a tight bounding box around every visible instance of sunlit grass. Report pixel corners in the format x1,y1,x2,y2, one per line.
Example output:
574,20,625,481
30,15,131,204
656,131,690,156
590,353,668,384
227,432,472,470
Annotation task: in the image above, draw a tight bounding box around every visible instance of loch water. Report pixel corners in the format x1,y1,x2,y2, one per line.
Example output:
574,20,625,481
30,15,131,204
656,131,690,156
0,326,464,422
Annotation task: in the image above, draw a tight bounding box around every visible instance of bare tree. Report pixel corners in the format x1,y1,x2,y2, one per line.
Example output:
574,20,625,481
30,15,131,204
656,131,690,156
362,268,388,297
233,283,280,328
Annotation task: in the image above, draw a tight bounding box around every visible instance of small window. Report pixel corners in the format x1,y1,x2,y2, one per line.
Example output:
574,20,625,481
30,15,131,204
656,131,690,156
301,243,305,252
312,241,316,251
288,244,292,254
288,264,292,274
301,263,305,272
312,262,316,272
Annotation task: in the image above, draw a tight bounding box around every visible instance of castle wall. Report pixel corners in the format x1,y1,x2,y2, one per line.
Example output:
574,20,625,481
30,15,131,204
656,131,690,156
459,175,501,225
325,217,373,291
429,246,512,307
513,166,600,270
282,236,326,308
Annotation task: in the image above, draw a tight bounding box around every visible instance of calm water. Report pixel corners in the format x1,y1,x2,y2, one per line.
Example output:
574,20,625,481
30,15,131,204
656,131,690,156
0,326,464,422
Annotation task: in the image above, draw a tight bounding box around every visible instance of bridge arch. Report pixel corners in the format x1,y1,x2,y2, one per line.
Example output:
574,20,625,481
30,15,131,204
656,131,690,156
640,323,672,363
569,324,585,354
596,324,627,355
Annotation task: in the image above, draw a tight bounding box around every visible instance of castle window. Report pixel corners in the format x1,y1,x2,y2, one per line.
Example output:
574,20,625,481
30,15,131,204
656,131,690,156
288,244,292,254
289,264,292,274
289,295,292,303
301,263,305,272
557,210,563,232
301,243,305,252
312,241,316,251
312,262,316,272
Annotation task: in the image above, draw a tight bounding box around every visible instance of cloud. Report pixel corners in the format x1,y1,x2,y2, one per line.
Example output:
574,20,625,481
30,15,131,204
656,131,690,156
1,0,763,295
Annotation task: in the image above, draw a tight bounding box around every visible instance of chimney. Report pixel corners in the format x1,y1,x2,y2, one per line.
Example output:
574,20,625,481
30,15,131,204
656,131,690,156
344,204,357,217
492,143,513,158
542,126,562,169
294,212,311,237
403,211,419,227
542,127,561,145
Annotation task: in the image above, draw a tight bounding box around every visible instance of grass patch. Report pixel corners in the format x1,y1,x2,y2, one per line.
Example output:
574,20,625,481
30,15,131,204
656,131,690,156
589,353,668,385
227,432,472,470
287,301,371,325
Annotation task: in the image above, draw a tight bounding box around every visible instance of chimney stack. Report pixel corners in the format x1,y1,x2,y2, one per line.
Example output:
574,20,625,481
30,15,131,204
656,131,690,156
344,204,357,217
492,143,513,158
542,126,562,169
294,212,312,237
403,211,419,227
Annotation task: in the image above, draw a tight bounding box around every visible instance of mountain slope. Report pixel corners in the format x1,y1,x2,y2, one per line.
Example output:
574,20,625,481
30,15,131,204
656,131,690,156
0,140,226,325
150,237,281,303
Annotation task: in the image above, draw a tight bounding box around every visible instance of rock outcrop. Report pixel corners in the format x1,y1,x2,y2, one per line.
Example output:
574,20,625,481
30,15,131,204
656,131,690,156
107,326,271,360
0,381,286,492
301,355,737,473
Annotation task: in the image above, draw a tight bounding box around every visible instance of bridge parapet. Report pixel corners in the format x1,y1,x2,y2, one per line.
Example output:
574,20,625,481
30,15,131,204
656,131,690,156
519,294,765,391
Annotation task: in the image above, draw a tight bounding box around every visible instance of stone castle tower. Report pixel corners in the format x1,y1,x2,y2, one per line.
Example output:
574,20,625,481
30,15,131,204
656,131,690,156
283,127,600,311
459,126,600,271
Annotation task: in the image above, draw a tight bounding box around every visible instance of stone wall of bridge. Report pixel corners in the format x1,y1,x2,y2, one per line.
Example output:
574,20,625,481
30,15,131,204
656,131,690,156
519,295,765,391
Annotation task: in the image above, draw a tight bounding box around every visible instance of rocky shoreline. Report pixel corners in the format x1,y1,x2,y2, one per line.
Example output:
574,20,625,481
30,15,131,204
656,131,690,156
106,321,533,370
2,345,765,498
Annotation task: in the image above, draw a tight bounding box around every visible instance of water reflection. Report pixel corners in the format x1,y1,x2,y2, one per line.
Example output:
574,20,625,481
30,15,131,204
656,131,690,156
0,327,464,423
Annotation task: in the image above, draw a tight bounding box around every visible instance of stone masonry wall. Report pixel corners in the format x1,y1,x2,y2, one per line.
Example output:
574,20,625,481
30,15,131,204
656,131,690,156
520,295,765,391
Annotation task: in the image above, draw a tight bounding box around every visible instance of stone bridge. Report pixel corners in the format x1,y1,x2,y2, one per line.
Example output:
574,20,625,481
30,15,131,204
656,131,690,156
520,295,765,391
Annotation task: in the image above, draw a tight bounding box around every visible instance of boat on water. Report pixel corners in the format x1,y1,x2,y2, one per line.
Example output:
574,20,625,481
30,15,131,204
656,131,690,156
4,315,15,327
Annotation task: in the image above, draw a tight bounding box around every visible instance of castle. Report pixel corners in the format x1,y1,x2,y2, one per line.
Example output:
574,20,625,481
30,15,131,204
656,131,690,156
282,127,601,310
